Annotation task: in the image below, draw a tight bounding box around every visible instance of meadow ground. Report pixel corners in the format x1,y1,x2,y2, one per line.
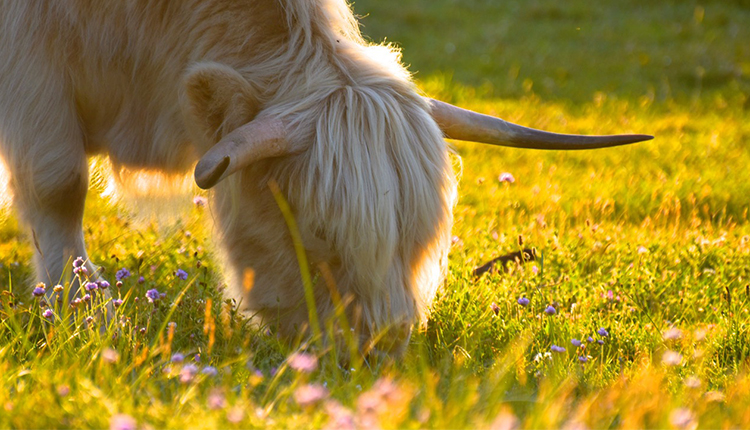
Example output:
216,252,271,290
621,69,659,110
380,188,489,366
1,0,749,428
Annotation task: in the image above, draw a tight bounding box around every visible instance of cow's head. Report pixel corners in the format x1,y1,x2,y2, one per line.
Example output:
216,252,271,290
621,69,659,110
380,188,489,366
180,56,651,355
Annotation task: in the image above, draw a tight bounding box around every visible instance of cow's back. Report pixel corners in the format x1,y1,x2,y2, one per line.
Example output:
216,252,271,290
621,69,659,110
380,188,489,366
0,0,287,172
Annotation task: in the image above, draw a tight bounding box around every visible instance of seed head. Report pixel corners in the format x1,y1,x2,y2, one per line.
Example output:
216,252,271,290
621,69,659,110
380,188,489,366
102,348,120,364
490,302,500,315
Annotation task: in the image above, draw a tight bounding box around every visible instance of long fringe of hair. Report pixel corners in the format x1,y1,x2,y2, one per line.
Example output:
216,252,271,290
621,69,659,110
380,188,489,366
258,4,459,326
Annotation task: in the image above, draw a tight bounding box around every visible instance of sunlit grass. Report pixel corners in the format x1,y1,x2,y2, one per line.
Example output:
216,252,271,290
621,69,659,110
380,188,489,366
1,0,750,428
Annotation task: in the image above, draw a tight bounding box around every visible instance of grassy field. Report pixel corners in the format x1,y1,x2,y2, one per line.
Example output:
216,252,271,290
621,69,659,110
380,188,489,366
1,0,750,428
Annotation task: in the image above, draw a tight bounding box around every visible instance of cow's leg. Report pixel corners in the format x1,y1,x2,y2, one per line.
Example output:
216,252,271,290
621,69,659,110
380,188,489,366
1,89,95,298
11,140,93,294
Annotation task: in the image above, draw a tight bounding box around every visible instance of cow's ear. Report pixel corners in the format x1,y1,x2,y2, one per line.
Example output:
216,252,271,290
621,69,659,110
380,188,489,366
182,62,261,142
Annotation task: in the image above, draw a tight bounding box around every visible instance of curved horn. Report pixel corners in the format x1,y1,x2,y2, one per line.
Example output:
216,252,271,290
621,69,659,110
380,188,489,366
194,116,288,189
428,99,653,149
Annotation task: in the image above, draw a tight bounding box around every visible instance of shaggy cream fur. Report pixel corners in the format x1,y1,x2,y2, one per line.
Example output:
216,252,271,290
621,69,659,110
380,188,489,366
0,0,456,355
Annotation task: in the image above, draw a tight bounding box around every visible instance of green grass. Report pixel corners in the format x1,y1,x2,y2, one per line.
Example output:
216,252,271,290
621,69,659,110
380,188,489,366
1,0,750,428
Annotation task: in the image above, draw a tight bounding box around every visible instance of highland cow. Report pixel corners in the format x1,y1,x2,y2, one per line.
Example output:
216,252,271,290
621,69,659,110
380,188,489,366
0,0,650,355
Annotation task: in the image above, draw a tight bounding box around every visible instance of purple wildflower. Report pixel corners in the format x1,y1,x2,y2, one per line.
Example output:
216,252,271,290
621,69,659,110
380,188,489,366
42,309,54,320
544,305,557,315
73,257,85,268
115,268,131,281
180,364,199,384
85,282,98,292
171,353,185,363
517,297,530,307
201,366,218,376
145,288,161,303
83,293,91,303
138,276,145,284
587,336,595,343
325,401,356,430
294,383,328,408
684,376,701,389
175,269,188,281
207,390,226,410
597,339,605,345
73,265,88,276
578,356,588,363
32,284,46,297
551,345,566,353
663,327,683,340
597,327,609,337
109,414,137,430
669,408,697,430
498,172,516,183
113,299,124,308
98,280,110,290
288,352,318,373
571,339,582,347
